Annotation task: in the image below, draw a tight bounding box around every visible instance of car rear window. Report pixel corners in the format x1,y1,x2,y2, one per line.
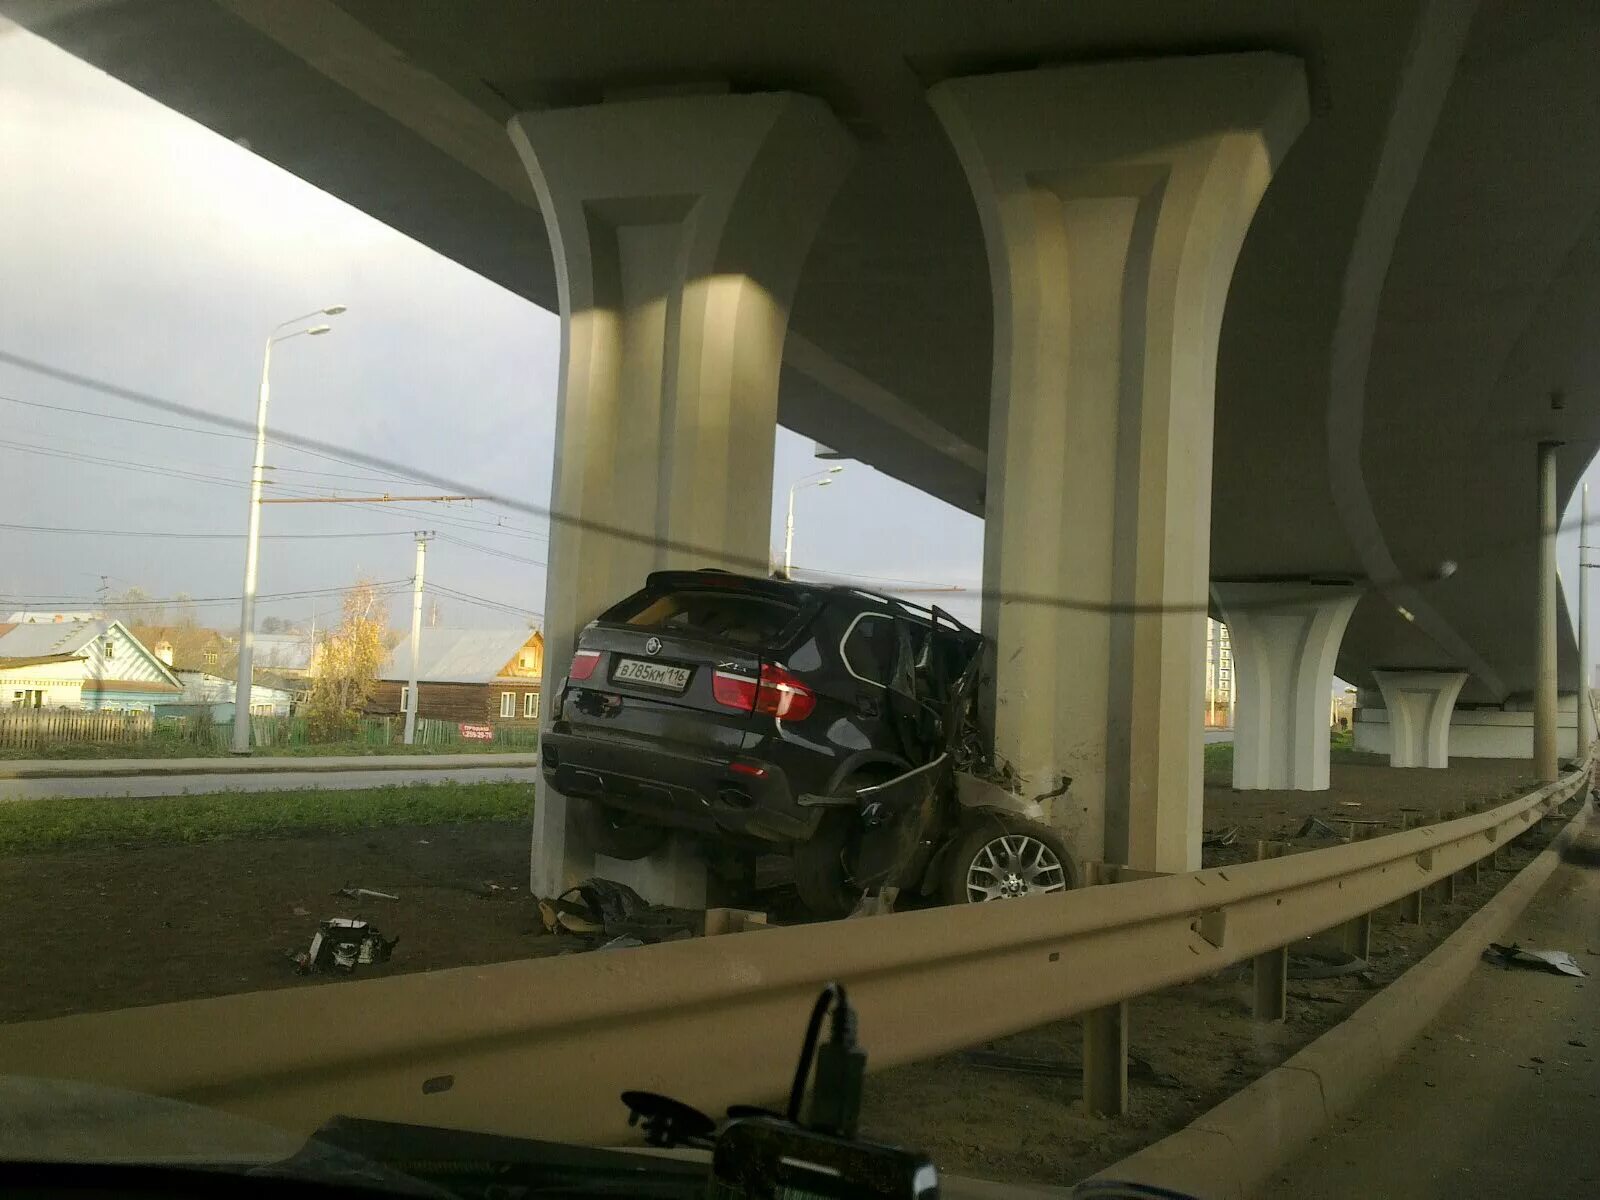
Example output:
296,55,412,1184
608,589,798,648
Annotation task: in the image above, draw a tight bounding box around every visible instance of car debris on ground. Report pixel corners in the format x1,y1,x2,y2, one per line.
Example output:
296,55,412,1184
537,877,695,946
1202,825,1240,848
289,917,397,975
335,885,399,901
1293,816,1343,840
1481,942,1589,977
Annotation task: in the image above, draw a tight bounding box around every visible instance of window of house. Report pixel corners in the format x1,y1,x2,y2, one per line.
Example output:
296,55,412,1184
524,691,539,719
103,639,115,659
400,686,411,713
500,691,515,718
204,650,218,667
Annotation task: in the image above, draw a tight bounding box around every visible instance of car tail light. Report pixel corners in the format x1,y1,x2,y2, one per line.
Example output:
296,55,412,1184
728,761,767,778
569,649,601,682
713,669,757,712
755,663,815,721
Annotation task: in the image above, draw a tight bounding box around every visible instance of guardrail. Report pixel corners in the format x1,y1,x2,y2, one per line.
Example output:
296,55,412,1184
0,762,1587,1146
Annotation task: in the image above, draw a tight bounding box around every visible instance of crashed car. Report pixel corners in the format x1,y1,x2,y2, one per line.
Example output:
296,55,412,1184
540,568,1072,917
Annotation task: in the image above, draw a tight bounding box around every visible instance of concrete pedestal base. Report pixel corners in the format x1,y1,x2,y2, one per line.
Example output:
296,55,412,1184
1372,670,1469,768
1354,700,1579,761
1214,583,1360,790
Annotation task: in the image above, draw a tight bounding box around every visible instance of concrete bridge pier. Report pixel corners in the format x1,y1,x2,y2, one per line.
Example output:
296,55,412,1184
930,55,1308,873
1371,670,1469,768
511,92,854,903
1212,582,1361,791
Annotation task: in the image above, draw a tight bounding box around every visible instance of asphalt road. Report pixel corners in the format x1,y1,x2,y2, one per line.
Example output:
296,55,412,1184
1260,813,1600,1199
1203,729,1233,744
0,762,541,801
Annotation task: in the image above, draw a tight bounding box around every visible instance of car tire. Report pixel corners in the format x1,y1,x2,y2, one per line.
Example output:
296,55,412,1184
793,810,862,920
576,800,670,861
940,815,1073,905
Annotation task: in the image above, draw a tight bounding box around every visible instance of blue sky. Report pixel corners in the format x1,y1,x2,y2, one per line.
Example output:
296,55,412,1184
0,23,984,633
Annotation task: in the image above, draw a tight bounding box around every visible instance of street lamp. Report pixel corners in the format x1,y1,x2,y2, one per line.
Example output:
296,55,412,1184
230,305,346,754
782,466,844,579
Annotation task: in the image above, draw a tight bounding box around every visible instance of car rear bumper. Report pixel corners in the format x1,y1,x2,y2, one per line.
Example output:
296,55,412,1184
540,728,821,844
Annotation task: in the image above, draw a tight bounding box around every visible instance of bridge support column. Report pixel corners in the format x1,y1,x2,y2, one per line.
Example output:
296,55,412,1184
510,94,854,903
1213,583,1360,790
1535,440,1560,782
1371,670,1469,768
930,56,1307,872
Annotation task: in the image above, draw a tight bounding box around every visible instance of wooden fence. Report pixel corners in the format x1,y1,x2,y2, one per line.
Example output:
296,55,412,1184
0,709,539,753
0,709,155,749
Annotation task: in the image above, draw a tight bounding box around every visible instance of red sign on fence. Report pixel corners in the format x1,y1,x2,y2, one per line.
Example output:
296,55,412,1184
458,723,494,741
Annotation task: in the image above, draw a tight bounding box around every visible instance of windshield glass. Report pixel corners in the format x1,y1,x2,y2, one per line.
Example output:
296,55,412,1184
605,589,799,647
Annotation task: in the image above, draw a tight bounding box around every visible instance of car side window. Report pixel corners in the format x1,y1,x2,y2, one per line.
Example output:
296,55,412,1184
840,613,898,687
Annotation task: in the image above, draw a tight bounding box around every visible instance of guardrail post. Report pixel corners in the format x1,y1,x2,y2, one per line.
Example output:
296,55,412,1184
1402,886,1424,924
1080,862,1130,1116
1253,841,1289,1021
1336,911,1372,959
1082,1000,1130,1117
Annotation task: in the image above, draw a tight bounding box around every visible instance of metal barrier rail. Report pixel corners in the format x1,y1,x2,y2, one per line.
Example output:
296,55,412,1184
0,763,1586,1146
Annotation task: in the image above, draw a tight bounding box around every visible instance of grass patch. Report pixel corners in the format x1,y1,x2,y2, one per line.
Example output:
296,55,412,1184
1205,732,1385,788
1204,740,1233,786
0,740,535,761
0,781,534,855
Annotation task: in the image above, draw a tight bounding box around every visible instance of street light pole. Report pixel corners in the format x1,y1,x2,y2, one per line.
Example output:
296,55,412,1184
781,466,844,579
230,306,345,754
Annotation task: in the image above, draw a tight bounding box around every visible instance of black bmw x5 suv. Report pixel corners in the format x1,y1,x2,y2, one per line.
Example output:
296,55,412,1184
540,568,1001,909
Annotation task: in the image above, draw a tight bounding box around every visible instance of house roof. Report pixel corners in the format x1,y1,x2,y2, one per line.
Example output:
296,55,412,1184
250,632,314,671
0,619,181,688
382,627,541,684
0,618,117,657
0,653,87,670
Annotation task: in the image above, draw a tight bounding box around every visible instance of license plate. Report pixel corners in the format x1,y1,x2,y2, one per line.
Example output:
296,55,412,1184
613,658,692,692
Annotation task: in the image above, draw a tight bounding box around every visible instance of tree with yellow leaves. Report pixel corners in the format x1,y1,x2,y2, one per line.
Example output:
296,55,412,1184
304,580,389,742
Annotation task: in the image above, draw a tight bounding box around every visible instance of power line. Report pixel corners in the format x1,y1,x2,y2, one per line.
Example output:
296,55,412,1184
0,348,1577,618
425,581,542,621
435,531,548,567
2,579,410,610
0,392,438,489
0,437,339,501
0,520,416,541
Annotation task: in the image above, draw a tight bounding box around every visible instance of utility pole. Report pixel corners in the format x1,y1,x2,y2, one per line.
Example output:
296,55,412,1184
403,532,433,746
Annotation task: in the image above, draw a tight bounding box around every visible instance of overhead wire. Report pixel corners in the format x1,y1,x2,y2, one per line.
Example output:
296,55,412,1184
0,520,417,541
1,578,411,611
0,348,1588,617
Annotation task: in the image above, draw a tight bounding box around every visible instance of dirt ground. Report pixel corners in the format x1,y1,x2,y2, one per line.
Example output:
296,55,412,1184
0,820,565,1024
0,758,1576,1187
